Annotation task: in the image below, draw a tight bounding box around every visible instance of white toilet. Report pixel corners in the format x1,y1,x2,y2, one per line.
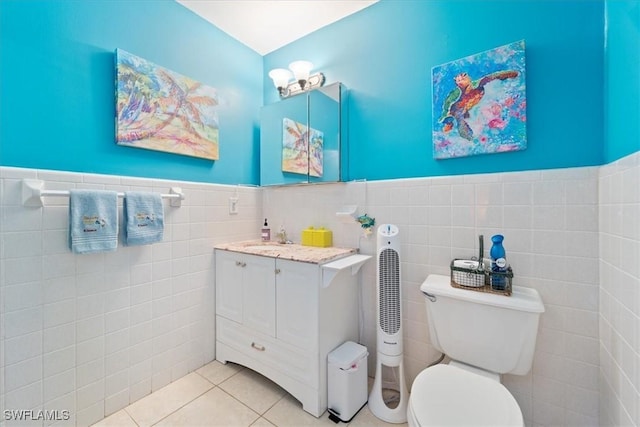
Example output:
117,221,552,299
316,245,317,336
408,274,545,427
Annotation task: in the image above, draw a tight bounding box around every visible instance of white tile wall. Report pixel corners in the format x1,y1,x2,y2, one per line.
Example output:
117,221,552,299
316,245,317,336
263,166,602,427
0,167,262,426
598,151,640,427
1,152,637,427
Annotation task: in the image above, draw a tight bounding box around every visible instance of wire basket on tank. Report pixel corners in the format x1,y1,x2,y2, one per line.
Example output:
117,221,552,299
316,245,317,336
450,259,513,296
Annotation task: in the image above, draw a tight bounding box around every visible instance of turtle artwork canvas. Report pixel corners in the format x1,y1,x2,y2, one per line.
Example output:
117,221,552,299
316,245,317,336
432,40,527,159
116,49,219,160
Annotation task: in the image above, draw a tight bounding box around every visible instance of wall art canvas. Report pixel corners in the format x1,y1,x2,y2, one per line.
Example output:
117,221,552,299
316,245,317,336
432,40,527,159
116,48,219,160
282,118,324,177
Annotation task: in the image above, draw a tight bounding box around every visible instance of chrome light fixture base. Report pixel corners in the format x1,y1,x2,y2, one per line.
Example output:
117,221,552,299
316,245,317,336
280,72,326,98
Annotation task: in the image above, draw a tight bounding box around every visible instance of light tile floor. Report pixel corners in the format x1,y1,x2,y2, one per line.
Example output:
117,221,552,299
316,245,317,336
92,361,408,427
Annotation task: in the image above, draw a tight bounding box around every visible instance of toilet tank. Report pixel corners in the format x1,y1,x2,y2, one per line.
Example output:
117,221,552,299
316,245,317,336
421,274,545,375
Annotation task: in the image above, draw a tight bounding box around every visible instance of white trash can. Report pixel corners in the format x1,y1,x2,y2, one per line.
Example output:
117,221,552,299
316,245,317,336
327,341,368,423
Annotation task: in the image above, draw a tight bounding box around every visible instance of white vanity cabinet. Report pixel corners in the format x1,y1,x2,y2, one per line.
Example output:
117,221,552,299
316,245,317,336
215,251,276,336
214,247,368,417
275,258,318,351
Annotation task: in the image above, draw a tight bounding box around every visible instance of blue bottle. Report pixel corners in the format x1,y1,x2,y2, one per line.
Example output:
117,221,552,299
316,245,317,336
490,234,507,290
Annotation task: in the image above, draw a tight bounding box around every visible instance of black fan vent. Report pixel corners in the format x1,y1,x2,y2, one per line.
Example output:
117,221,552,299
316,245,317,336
378,248,401,335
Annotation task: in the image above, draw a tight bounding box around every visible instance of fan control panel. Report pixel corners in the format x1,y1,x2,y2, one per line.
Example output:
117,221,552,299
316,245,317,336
378,224,399,239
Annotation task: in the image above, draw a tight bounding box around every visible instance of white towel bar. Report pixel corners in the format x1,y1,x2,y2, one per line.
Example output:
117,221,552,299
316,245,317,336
21,179,184,208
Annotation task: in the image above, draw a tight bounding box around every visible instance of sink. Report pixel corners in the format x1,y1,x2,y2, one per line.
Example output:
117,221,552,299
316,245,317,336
215,240,358,264
244,245,286,251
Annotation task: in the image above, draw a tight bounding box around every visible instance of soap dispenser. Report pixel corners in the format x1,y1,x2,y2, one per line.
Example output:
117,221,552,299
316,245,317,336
261,219,271,241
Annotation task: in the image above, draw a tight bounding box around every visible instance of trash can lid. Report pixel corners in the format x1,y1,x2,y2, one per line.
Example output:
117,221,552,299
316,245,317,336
328,341,368,369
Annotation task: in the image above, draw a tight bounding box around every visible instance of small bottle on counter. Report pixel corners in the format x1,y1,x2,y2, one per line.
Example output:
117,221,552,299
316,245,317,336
490,234,507,290
261,219,271,241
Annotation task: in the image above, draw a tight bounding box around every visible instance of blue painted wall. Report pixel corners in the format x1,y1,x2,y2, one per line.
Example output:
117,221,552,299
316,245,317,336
2,0,622,185
605,0,640,162
264,0,606,181
0,0,262,185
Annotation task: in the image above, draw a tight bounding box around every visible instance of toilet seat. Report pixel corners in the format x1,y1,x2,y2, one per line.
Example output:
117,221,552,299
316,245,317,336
409,364,523,427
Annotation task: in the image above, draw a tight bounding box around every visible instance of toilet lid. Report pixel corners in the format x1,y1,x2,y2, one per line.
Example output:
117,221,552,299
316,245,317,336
410,364,523,427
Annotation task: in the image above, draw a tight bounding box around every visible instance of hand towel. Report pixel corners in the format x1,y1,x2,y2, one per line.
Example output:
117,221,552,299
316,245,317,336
124,191,164,246
69,189,119,254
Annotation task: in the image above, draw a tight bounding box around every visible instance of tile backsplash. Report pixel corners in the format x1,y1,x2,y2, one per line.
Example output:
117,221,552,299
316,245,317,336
1,151,638,427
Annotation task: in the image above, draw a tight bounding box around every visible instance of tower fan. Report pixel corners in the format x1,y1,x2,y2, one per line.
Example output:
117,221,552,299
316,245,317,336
369,224,408,423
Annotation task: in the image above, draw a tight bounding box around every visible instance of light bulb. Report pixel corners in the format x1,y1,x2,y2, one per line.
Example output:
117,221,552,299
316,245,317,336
288,60,313,88
268,68,292,90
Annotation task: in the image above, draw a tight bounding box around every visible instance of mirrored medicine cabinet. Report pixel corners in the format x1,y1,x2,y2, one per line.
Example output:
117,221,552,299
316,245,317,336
260,82,348,186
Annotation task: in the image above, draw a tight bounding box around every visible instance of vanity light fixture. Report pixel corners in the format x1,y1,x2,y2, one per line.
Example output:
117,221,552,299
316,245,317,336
268,60,325,98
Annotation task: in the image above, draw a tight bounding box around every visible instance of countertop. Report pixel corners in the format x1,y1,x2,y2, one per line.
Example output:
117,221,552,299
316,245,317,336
214,240,357,264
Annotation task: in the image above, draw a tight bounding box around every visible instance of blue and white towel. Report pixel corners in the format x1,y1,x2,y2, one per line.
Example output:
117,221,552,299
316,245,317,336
124,191,164,246
69,190,119,254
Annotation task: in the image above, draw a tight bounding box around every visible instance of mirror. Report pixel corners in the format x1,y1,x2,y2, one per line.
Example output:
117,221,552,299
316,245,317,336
260,82,347,186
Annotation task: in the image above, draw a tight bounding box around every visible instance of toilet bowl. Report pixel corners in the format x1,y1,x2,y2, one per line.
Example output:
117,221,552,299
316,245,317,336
407,364,523,427
410,274,544,427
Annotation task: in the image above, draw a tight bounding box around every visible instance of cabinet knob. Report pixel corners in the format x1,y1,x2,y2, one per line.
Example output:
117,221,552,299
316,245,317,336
251,342,265,351
235,261,247,267
275,268,281,274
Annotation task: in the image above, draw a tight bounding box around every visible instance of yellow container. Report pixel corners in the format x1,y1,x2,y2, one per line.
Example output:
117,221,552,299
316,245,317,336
301,227,315,246
313,228,333,247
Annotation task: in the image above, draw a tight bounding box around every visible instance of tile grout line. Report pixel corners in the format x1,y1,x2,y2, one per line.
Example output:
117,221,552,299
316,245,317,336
194,365,294,427
122,407,141,427
215,386,264,426
115,364,245,427
215,368,292,427
148,381,215,427
126,373,216,427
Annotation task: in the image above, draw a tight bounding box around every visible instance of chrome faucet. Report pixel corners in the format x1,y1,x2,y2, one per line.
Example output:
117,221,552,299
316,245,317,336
276,225,288,244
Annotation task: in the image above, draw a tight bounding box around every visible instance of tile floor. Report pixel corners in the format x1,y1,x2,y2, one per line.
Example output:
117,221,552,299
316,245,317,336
92,361,408,427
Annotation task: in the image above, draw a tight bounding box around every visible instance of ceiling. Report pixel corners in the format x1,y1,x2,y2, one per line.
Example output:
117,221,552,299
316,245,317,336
176,0,378,55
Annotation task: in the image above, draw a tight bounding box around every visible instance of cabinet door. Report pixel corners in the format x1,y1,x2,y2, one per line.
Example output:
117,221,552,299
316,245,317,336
215,250,244,323
276,259,318,351
243,255,276,337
